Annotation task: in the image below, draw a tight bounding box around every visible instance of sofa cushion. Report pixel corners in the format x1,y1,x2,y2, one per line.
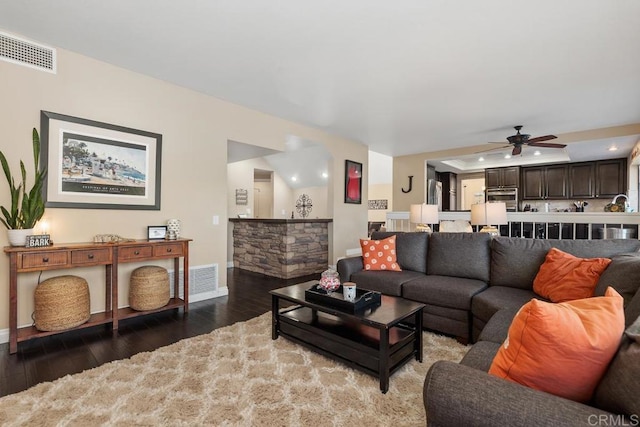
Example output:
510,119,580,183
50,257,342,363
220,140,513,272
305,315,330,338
489,287,625,403
490,237,640,290
477,306,520,344
595,253,640,307
427,232,491,282
593,316,640,417
623,288,640,328
349,270,424,296
360,235,401,271
403,275,487,311
533,248,611,302
471,286,541,324
371,231,428,273
460,341,500,371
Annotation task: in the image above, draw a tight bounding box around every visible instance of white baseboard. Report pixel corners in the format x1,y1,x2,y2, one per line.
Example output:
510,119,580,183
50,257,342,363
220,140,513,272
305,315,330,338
0,287,230,345
190,286,229,302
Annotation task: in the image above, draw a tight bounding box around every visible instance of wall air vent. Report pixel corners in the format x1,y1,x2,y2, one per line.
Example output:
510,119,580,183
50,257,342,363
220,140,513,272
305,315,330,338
0,31,56,73
168,264,219,301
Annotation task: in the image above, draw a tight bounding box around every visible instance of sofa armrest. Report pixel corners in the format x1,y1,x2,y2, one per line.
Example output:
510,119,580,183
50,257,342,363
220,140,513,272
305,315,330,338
424,361,612,427
336,256,364,282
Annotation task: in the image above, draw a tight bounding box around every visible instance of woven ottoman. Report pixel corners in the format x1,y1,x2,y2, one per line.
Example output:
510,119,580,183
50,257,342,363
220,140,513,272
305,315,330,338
129,266,170,311
34,275,91,332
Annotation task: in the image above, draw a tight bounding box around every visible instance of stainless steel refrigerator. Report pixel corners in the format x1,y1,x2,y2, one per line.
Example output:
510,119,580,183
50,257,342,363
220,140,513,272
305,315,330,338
427,179,442,210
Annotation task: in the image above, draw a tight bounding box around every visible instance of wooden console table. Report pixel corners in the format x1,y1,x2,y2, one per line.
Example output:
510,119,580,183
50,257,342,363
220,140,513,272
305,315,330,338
4,238,191,354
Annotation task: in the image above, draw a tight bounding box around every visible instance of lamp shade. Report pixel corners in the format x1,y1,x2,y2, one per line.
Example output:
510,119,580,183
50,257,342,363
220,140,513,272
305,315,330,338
410,204,439,224
470,202,508,226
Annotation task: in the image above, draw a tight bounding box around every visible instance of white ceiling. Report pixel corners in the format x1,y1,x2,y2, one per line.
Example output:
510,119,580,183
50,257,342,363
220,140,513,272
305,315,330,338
1,1,640,177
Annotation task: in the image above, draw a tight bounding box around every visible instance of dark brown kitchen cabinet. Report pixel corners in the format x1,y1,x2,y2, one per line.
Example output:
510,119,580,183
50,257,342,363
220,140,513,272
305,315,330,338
569,163,596,198
486,167,519,188
568,159,626,199
521,165,568,200
595,159,626,198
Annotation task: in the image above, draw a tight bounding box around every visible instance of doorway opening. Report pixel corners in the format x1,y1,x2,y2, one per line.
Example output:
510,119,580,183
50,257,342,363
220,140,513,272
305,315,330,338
253,169,274,218
461,178,485,210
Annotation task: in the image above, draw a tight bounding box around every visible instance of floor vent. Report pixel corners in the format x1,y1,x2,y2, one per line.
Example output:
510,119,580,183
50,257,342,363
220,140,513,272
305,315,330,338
168,264,218,299
0,31,56,73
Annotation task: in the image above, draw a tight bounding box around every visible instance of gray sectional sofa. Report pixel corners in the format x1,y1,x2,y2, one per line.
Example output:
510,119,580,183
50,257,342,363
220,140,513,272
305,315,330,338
337,231,640,342
337,231,640,426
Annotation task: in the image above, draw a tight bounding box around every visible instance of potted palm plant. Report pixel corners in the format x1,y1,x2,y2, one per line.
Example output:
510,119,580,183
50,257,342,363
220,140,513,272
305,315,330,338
0,128,47,246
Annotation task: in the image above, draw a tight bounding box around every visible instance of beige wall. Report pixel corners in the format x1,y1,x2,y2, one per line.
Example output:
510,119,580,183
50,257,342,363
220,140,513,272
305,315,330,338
0,37,368,330
294,187,329,219
393,154,429,211
368,183,392,222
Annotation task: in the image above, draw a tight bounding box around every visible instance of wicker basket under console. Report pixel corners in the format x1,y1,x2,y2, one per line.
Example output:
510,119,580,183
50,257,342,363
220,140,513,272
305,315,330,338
34,275,91,332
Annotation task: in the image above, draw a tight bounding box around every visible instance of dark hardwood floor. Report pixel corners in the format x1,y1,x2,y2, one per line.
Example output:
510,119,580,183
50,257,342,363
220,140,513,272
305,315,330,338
0,268,318,398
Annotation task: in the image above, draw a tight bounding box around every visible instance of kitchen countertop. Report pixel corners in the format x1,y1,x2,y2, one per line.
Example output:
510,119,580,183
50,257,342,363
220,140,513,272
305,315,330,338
388,210,640,224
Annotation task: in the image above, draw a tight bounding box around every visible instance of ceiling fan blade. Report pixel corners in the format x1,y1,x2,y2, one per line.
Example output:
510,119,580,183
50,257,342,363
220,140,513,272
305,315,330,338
527,135,557,143
512,145,522,156
475,144,510,154
527,142,567,149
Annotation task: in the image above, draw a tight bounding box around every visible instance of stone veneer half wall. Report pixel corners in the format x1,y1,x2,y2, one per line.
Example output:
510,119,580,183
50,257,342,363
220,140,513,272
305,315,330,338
230,218,332,279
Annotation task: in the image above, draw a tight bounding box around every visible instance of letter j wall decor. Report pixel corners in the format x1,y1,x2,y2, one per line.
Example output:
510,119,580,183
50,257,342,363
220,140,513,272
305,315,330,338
344,160,362,204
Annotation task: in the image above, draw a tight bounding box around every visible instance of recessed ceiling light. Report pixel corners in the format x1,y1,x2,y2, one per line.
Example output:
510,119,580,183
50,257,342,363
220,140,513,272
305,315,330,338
608,146,618,151
321,172,328,178
478,157,485,162
504,154,511,159
533,150,541,156
291,176,297,182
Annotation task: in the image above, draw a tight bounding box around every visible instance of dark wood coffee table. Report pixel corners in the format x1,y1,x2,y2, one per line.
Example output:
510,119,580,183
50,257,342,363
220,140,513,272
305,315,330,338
270,281,425,393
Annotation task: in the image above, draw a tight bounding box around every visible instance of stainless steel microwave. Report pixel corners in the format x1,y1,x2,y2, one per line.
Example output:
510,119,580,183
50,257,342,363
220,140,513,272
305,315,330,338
486,188,518,211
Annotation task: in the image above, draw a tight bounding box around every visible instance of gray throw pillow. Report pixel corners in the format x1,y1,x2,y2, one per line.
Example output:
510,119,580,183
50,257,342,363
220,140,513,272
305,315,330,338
593,316,640,417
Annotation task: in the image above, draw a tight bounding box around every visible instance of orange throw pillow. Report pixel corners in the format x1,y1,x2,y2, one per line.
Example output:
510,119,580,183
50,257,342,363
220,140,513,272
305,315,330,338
489,287,625,403
360,235,401,271
533,248,612,302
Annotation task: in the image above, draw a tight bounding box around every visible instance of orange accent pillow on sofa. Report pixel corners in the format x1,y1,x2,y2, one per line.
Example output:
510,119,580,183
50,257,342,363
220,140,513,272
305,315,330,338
488,287,625,403
360,235,402,271
533,248,612,302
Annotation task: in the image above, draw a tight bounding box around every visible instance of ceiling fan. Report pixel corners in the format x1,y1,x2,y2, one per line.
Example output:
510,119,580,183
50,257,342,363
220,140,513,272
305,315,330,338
489,125,566,156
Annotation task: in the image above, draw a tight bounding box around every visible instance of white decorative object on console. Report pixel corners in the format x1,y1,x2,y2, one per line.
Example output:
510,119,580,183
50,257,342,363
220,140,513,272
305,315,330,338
167,219,181,238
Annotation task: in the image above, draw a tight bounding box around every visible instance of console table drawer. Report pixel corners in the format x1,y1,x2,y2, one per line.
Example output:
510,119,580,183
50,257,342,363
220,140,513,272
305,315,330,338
21,251,69,269
118,246,153,261
71,248,112,265
153,243,184,258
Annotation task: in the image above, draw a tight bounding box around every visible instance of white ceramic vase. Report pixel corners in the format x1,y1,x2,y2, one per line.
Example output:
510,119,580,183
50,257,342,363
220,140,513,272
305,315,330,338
7,228,34,246
167,219,181,238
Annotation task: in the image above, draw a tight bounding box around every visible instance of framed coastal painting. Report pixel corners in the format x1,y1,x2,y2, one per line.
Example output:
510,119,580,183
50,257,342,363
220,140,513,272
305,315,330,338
40,111,162,210
344,159,362,204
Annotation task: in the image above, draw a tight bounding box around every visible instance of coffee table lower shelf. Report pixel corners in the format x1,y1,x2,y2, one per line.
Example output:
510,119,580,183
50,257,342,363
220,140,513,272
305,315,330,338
275,306,419,393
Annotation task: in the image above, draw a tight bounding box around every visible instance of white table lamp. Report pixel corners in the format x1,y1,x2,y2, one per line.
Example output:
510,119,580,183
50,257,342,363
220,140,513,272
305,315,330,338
410,204,439,232
470,202,507,236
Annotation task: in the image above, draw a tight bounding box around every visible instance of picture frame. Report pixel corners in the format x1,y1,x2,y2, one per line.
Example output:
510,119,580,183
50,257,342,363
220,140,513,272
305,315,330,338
147,226,167,240
40,111,162,210
344,160,362,204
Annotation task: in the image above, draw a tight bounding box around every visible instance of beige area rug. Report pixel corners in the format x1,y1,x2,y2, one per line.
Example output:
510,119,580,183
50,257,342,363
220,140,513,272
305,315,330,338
0,313,468,427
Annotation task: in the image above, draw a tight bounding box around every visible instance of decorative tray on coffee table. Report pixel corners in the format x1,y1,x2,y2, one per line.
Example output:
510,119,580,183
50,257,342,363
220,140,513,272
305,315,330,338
305,284,382,313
